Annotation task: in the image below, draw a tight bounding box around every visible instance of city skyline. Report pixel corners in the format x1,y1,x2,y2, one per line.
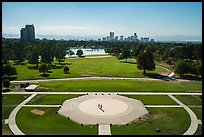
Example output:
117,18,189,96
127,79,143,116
2,2,202,41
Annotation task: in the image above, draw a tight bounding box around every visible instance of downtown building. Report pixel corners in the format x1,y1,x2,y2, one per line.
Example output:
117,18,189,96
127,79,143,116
20,25,35,42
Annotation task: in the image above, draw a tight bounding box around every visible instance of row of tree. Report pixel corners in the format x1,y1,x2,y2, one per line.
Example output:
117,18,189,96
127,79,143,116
2,39,202,78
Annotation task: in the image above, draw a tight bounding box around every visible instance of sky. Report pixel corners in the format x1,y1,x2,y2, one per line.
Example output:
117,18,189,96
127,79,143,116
2,2,202,41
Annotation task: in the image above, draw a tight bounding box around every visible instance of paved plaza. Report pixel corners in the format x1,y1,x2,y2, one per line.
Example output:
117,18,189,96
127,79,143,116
58,94,149,125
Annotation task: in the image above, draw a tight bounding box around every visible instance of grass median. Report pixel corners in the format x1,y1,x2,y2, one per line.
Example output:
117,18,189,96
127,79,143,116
34,80,202,92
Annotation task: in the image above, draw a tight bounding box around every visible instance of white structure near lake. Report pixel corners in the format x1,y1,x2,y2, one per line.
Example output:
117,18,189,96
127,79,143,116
66,48,107,57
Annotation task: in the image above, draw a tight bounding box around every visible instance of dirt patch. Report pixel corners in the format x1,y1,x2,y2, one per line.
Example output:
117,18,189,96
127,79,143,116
31,109,45,116
151,113,167,120
87,72,96,75
37,87,51,90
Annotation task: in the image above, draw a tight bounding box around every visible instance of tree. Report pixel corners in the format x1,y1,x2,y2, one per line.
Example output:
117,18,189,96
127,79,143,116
28,50,39,67
39,42,54,64
12,41,26,64
76,49,84,57
132,43,145,59
3,79,10,88
2,64,17,78
121,46,131,62
55,45,67,64
136,50,155,74
38,63,49,74
191,60,202,76
63,66,69,74
173,60,191,77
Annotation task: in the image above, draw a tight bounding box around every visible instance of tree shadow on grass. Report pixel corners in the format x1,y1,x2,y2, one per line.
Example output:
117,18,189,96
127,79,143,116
47,70,52,73
120,60,136,64
145,73,167,79
2,89,11,92
39,74,50,77
8,77,17,81
28,66,38,70
64,72,70,74
178,75,202,81
54,62,72,65
50,64,64,69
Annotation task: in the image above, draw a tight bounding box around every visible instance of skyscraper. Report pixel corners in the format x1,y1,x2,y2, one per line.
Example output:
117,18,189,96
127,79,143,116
110,32,114,41
134,33,137,40
20,24,35,42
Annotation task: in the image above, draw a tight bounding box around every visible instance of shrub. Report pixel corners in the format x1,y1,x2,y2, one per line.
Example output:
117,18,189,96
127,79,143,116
63,66,69,74
3,79,10,88
38,63,49,74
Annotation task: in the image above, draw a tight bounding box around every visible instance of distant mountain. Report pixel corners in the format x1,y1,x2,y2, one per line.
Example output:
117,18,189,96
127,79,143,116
152,35,202,42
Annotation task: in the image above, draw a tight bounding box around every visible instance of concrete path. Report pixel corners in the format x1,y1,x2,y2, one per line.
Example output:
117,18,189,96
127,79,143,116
3,92,202,96
4,119,9,124
4,91,202,135
197,120,202,125
10,76,200,84
98,125,111,135
85,56,112,59
8,93,37,135
168,72,175,77
10,77,162,83
168,94,198,135
145,105,182,108
23,105,61,107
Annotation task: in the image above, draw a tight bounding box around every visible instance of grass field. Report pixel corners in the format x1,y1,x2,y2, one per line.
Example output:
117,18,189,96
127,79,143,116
122,95,178,105
189,107,202,120
111,107,190,135
2,124,13,135
16,107,97,135
195,125,202,135
2,106,16,119
26,94,82,105
2,94,31,105
16,107,190,135
34,80,202,92
174,95,202,105
11,57,169,80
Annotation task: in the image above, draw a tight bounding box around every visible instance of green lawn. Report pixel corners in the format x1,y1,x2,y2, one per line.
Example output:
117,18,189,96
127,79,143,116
11,57,169,80
155,61,173,71
2,107,16,135
194,124,202,135
190,107,202,120
85,54,109,56
2,94,31,105
26,94,83,105
16,107,97,135
122,95,178,105
2,124,13,135
174,95,202,105
111,107,190,135
35,80,202,92
2,106,16,119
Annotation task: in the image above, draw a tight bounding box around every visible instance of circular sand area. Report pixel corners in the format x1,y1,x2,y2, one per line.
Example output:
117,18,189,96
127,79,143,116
58,94,149,125
78,98,128,116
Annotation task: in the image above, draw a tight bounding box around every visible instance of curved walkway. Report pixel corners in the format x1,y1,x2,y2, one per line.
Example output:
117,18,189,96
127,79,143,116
168,94,198,135
8,93,37,135
5,92,202,135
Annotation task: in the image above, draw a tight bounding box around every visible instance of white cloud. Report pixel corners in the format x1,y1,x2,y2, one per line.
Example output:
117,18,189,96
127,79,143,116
37,25,108,37
2,26,20,34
